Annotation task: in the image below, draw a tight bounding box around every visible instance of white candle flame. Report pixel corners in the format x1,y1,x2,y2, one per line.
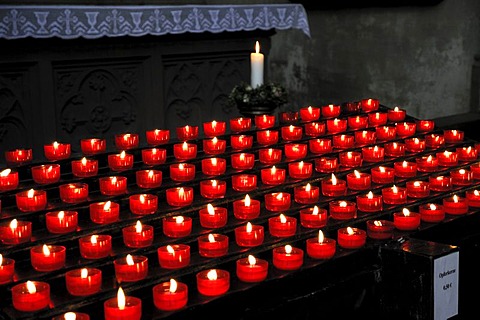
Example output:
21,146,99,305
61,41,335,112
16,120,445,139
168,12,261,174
117,287,126,310
244,194,251,206
26,281,36,294
81,268,88,279
0,169,11,177
208,234,216,243
27,189,35,198
126,254,134,266
279,213,287,223
207,203,215,215
64,312,77,320
246,222,253,232
207,269,218,280
175,216,184,224
347,227,355,235
169,279,178,293
285,244,293,254
10,219,17,229
248,255,256,266
318,230,325,243
312,206,319,215
402,208,410,216
135,220,142,233
42,244,51,256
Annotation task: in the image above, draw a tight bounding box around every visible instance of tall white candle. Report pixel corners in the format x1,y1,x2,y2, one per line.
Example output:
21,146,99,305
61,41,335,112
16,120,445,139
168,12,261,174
250,41,264,88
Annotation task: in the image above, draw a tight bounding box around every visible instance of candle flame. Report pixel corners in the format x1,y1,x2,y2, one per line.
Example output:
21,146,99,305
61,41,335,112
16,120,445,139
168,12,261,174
179,163,184,170
453,195,459,203
271,166,276,174
452,130,458,135
279,214,287,223
27,189,35,198
429,204,437,210
207,269,218,280
117,287,126,310
394,106,400,111
211,180,217,187
148,170,154,178
111,176,117,184
467,146,472,152
123,134,131,141
379,166,386,173
427,155,433,161
354,170,361,178
9,219,17,229
331,173,337,185
135,220,142,233
255,41,260,54
42,244,51,256
178,187,185,197
402,208,410,216
367,191,374,199
268,148,273,156
0,254,3,266
347,152,353,159
91,235,98,244
169,279,178,293
347,227,354,235
276,193,283,200
474,190,480,196
212,137,218,144
339,201,347,208
374,220,383,227
289,125,295,132
299,161,304,169
318,230,325,243
64,312,77,320
305,183,311,191
392,185,398,193
208,233,216,242
139,194,147,203
285,244,292,254
0,168,11,177
57,211,65,219
246,222,253,232
81,268,88,279
211,158,217,166
166,245,174,254
26,281,36,294
245,194,251,206
312,206,319,215
204,203,215,216
182,141,188,151
414,181,421,187
81,157,88,166
459,169,465,174
248,254,257,266
402,161,408,168
120,151,126,159
126,254,134,266
53,141,59,148
334,118,340,124
103,201,111,211
175,216,184,224
444,150,451,156
152,148,157,155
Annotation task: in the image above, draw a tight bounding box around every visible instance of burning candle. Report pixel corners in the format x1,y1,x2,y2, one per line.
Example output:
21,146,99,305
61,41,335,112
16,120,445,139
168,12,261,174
457,146,478,162
136,169,162,189
153,279,188,311
0,219,32,244
233,194,261,220
300,106,321,121
71,157,98,178
281,125,303,141
356,191,383,212
90,200,120,224
198,233,229,258
203,120,226,137
12,280,50,312
122,220,154,248
321,173,347,197
338,151,362,167
429,175,452,192
394,160,417,178
368,111,388,127
333,134,354,149
261,165,286,185
321,104,341,118
416,119,435,132
405,137,426,153
443,194,468,215
288,160,313,179
268,213,297,237
450,168,473,185
141,147,166,166
259,148,282,165
232,173,257,192
300,205,328,228
393,208,421,230
31,164,60,184
44,141,71,161
376,126,397,141
231,134,253,150
99,176,127,195
52,312,90,320
200,179,227,199
5,148,32,165
173,141,197,160
157,244,191,269
396,122,416,137
326,118,347,133
443,129,464,143
384,141,405,157
236,255,269,282
203,137,227,155
426,133,446,149
437,150,458,167
16,188,47,212
360,98,379,112
355,130,377,146
309,138,332,154
406,180,430,198
201,157,227,176
235,222,264,247
115,133,139,149
256,129,279,146
382,185,407,205
79,234,112,259
0,168,19,191
371,166,395,184
304,121,326,137
104,287,142,320
366,220,395,240
169,163,196,182
466,189,480,207
419,203,445,223
114,254,148,282
163,216,192,238
329,200,357,220
284,143,308,160
255,114,275,129
272,244,304,270
231,152,255,170
264,192,291,212
166,187,194,207
230,117,252,132
362,145,384,162
30,244,66,272
387,106,406,122
59,183,88,203
145,129,170,145
129,193,158,215
0,254,15,284
314,156,338,173
250,41,264,87
306,230,336,259
472,162,480,179
347,115,368,130
176,125,199,141
337,227,367,249
280,111,299,124
294,183,320,204
416,155,439,172
196,269,230,296
346,170,372,191
199,204,228,229
81,138,106,155
65,268,102,296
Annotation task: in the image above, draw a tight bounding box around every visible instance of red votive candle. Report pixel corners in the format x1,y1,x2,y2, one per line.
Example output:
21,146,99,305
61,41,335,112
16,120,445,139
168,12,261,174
200,179,227,199
233,194,261,220
394,160,417,178
141,147,167,166
255,114,276,129
199,204,228,229
44,141,71,161
231,134,253,150
99,176,127,195
269,214,297,237
326,118,347,133
405,138,425,153
230,117,252,132
65,267,102,296
366,220,395,240
153,279,188,311
360,98,379,112
259,148,282,165
321,104,341,118
163,216,193,238
108,150,134,171
309,138,332,154
466,189,480,207
329,200,357,220
261,165,286,185
173,141,197,160
176,125,199,141
236,255,269,282
472,162,480,179
114,254,148,282
371,166,395,184
393,208,421,230
30,244,66,271
166,187,194,207
231,152,255,170
59,183,88,203
321,173,347,197
416,119,435,132
169,163,196,182
202,157,227,176
346,170,372,191
232,173,257,192
288,160,313,179
304,121,326,137
256,129,279,145
31,164,60,184
333,134,354,149
196,269,230,296
203,120,226,137
294,183,320,204
368,111,388,127
315,156,338,173
339,151,362,167
5,148,32,165
90,201,120,224
337,227,367,249
146,129,170,145
384,141,405,157
444,129,464,144
382,185,407,205
198,233,229,258
425,133,445,148
235,222,265,247
416,155,439,172
387,106,406,122
104,287,142,320
376,126,397,141
356,191,383,212
406,180,430,198
362,145,384,162
450,168,473,185
79,234,112,259
348,115,368,129
300,106,321,121
429,175,452,192
203,137,227,155
457,146,478,162
46,210,78,234
419,203,445,223
443,194,468,215
300,205,328,228
52,312,90,320
115,133,139,149
157,244,191,269
281,125,303,141
306,230,336,259
396,122,416,137
437,150,458,167
129,193,158,215
355,130,377,146
122,220,154,248
16,189,47,212
136,169,162,188
72,157,98,177
0,219,31,244
265,192,291,212
272,244,304,270
280,111,299,124
284,143,308,160
81,138,106,155
12,281,50,312
0,168,19,191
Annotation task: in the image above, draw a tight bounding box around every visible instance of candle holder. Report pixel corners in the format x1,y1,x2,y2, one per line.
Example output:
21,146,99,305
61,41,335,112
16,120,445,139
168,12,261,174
59,183,89,203
337,227,367,249
199,204,228,229
5,148,32,165
309,138,332,154
416,155,439,172
396,122,416,137
450,168,473,186
329,200,357,220
368,111,388,127
99,176,127,196
261,166,286,185
136,169,162,189
366,220,395,240
233,194,261,220
321,174,347,197
387,106,406,122
321,104,341,118
31,164,60,184
80,138,106,155
90,201,120,224
393,208,421,230
0,255,15,284
406,180,430,198
255,114,276,129
65,268,102,296
122,221,154,248
281,125,303,141
256,129,279,145
71,157,98,178
202,157,227,176
299,106,320,121
384,141,405,157
272,244,304,270
437,150,458,167
333,134,354,149
115,133,139,149
157,244,191,269
300,206,328,228
268,214,297,237
173,141,198,160
230,117,252,132
16,189,47,212
429,175,452,192
294,183,320,204
176,125,199,141
382,185,407,205
314,156,338,173
232,173,257,192
355,130,377,146
44,141,71,161
235,222,265,247
12,281,50,312
30,244,66,272
419,203,445,223
231,152,255,170
264,192,291,212
326,118,347,133
457,146,478,162
360,98,379,112
376,126,397,141
236,255,269,282
79,234,112,259
0,169,19,192
108,151,134,171
346,170,372,191
166,187,194,207
103,288,142,320
280,111,299,124
231,134,253,150
203,120,226,137
259,148,282,165
141,148,167,166
306,230,336,259
394,160,417,178
284,143,308,160
425,133,445,148
304,121,326,137
114,254,148,282
472,162,480,179
361,145,384,162
45,210,78,234
0,219,32,244
466,189,480,207
146,129,170,145
371,166,395,184
196,269,230,296
288,160,313,179
200,179,227,199
163,216,193,238
129,193,158,215
356,191,383,212
405,137,426,153
443,129,464,143
338,151,362,167
348,115,368,130
443,195,468,215
203,137,227,155
169,163,196,182
198,233,229,258
153,279,188,311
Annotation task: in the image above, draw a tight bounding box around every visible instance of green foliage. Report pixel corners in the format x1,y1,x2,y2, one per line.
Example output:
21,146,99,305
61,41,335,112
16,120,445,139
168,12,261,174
228,82,288,108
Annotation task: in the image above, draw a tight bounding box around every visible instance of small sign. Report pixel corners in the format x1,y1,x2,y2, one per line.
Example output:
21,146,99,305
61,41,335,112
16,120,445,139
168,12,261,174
434,251,459,320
